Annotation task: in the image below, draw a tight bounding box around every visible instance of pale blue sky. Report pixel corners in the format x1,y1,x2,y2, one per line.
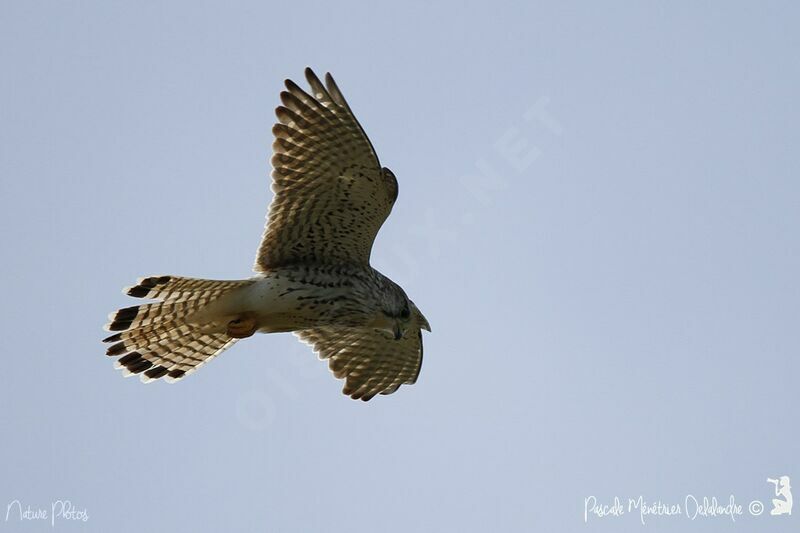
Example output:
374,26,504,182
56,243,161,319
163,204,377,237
1,2,798,532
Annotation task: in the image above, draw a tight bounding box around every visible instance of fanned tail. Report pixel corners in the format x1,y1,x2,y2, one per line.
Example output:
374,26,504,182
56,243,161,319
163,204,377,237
102,276,254,382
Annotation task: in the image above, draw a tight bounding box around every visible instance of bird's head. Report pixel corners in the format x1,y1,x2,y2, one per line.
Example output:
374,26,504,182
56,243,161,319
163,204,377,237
375,298,431,340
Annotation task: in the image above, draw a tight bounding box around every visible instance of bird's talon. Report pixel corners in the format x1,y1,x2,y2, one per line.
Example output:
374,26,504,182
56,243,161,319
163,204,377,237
227,315,257,338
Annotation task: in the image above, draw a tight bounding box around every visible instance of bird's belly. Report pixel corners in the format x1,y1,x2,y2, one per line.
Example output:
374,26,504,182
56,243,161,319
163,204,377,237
244,274,343,333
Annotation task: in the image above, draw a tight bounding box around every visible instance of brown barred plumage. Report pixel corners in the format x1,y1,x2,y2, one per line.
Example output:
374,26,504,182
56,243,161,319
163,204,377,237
296,327,424,401
254,68,398,270
104,277,253,382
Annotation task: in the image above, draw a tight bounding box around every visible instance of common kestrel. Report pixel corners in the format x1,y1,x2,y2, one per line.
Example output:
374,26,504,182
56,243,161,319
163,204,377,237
103,68,430,401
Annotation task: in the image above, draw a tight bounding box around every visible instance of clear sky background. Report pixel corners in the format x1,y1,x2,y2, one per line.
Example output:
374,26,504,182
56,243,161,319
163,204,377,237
1,2,798,532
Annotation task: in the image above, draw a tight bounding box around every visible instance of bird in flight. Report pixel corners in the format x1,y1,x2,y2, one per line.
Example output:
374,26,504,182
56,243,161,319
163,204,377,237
103,68,430,401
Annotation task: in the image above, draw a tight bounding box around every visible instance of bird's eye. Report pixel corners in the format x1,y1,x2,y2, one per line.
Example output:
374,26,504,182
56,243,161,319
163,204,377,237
400,306,410,319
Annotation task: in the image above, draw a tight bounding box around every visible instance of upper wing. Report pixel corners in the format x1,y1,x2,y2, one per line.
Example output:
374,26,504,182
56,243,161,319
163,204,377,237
296,326,424,401
254,68,398,271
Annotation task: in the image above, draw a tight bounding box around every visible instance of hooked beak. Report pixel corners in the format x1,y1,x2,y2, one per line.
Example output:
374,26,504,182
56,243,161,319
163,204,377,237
409,302,431,332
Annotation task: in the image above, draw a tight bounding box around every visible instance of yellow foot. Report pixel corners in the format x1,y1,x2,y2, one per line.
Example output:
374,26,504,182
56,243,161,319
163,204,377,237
226,314,257,338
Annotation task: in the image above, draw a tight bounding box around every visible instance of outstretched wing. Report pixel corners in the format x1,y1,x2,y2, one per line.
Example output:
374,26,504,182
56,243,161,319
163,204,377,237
254,68,398,271
296,326,424,401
